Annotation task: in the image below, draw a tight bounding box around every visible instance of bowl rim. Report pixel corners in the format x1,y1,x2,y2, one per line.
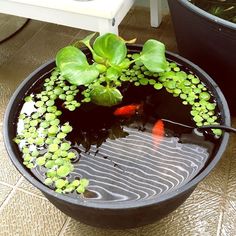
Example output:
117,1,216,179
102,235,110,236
3,47,230,210
177,0,236,31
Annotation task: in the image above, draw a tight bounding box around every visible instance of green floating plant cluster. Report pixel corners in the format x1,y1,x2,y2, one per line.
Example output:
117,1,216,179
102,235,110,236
15,33,222,195
15,70,89,194
122,59,222,136
56,33,167,107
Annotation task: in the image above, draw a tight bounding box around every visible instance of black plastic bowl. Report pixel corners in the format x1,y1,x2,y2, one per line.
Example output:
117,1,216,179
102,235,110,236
168,0,236,113
3,45,230,229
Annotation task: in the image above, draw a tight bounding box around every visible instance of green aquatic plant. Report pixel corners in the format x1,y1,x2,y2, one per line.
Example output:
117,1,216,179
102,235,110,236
56,33,168,107
14,33,223,196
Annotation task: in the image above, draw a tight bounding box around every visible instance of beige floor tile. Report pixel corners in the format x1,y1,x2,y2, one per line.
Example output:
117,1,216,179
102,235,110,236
61,218,137,236
120,7,166,45
220,197,236,236
0,190,67,236
0,14,28,43
0,183,12,205
140,188,223,236
0,125,21,185
0,18,45,67
226,160,236,199
198,150,231,194
42,23,80,37
17,178,45,198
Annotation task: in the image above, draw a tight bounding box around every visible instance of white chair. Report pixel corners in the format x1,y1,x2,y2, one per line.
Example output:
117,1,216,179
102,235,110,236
0,0,162,35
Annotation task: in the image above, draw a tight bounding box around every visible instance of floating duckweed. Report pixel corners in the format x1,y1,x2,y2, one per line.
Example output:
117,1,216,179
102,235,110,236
55,189,63,193
183,80,191,86
212,129,222,136
48,143,59,152
59,94,66,100
166,81,176,90
36,157,46,166
38,107,47,114
27,163,34,169
24,96,32,102
139,78,149,85
50,119,60,126
66,95,74,102
48,126,59,135
80,178,89,188
54,87,64,95
55,179,67,189
76,185,85,194
173,67,180,72
199,92,211,101
44,178,53,186
55,110,62,116
154,83,163,90
193,115,204,123
67,152,76,159
40,121,50,128
57,165,72,177
35,137,44,146
23,154,31,162
71,179,80,187
191,77,200,84
45,160,55,169
57,132,67,139
30,120,38,127
46,100,55,107
47,106,57,113
35,101,44,107
180,94,187,100
60,142,71,151
54,158,65,166
45,113,56,121
206,103,216,111
47,169,57,178
67,105,76,111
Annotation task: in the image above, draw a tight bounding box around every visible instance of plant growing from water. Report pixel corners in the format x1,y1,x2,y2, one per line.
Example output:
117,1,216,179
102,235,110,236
14,33,222,195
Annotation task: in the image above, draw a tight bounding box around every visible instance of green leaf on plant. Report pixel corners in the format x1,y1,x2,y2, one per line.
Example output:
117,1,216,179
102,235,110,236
93,33,127,66
80,33,105,64
140,39,167,73
106,67,120,80
56,46,99,85
56,46,88,69
79,32,96,49
90,84,123,107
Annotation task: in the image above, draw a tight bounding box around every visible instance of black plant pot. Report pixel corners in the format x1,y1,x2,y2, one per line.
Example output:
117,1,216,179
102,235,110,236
3,45,230,229
168,0,236,113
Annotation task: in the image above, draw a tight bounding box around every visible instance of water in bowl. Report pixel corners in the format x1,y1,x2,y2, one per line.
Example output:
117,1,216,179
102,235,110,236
16,75,221,203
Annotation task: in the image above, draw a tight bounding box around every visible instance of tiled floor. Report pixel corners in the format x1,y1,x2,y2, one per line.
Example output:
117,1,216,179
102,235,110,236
0,7,236,236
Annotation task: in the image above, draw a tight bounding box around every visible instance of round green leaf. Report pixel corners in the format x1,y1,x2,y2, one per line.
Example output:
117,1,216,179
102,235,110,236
90,84,123,107
93,33,127,65
140,39,167,73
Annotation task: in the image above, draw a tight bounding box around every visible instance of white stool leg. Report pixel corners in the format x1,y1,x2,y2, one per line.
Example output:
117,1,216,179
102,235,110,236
150,0,162,28
98,18,119,35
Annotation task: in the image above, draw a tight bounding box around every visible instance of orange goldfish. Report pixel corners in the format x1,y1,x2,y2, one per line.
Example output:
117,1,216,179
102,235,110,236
152,119,165,147
113,103,143,117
